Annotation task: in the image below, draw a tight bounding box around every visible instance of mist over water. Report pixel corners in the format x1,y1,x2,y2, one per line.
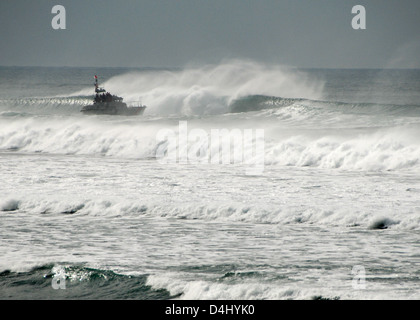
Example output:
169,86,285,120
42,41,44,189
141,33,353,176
1,62,419,172
74,60,325,116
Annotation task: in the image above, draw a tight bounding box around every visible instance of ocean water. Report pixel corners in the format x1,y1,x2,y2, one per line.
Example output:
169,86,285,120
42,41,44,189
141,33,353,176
0,61,419,300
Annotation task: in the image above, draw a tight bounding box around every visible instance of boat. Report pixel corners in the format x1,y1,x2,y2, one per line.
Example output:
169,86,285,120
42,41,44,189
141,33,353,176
81,75,146,116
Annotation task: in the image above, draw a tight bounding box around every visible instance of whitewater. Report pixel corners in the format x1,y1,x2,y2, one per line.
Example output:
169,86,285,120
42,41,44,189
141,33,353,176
0,61,419,300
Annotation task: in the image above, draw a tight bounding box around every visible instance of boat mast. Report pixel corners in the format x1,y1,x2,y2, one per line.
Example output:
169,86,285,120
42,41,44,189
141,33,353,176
94,75,99,93
94,75,105,93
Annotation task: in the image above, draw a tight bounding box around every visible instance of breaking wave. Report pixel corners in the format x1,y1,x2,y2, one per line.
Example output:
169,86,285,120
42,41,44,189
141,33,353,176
229,95,420,116
0,115,419,172
72,60,325,116
265,126,420,171
0,96,91,115
0,263,172,300
1,60,419,173
3,197,419,230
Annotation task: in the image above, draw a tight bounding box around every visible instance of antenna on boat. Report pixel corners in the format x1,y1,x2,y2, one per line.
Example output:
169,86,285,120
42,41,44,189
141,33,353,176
94,75,105,93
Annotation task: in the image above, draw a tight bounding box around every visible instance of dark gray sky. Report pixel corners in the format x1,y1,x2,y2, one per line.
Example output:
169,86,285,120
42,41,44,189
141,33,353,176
1,0,419,68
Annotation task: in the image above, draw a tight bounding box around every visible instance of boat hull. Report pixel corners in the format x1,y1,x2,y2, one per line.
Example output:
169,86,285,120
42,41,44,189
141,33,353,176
81,102,146,116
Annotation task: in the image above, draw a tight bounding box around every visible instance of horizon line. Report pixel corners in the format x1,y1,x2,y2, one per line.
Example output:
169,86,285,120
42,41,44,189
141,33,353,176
1,64,419,71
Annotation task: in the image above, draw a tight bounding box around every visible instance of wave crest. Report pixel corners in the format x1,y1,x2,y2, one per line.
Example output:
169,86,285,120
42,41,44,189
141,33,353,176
72,60,324,116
